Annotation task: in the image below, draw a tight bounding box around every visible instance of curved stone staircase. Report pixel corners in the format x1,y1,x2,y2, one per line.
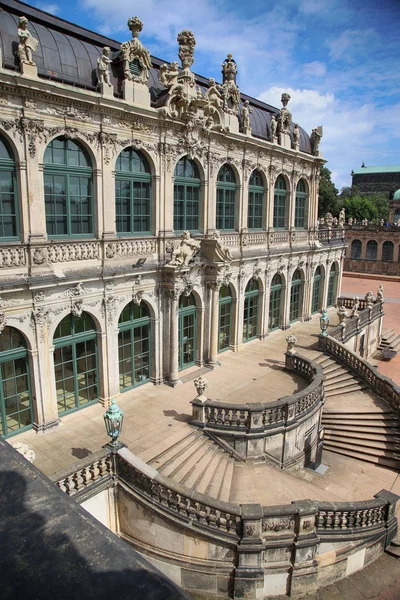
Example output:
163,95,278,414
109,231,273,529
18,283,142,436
314,354,400,470
137,428,235,502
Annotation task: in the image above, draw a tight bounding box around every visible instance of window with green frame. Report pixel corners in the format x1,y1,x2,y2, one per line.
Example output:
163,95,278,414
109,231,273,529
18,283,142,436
273,175,287,229
243,279,259,342
118,301,151,391
269,273,282,331
174,157,200,232
295,179,307,229
178,293,197,369
216,164,236,231
218,284,232,352
115,147,152,234
289,269,302,322
53,312,98,415
0,137,19,241
44,137,93,237
327,263,337,307
0,326,32,437
248,170,264,230
312,266,322,314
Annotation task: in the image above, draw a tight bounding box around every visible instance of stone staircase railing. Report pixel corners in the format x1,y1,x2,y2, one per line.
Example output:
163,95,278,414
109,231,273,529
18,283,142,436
190,353,324,465
52,449,113,499
329,300,383,344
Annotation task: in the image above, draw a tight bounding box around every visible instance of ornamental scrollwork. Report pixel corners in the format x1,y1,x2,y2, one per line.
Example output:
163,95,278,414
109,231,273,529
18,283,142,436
262,519,294,533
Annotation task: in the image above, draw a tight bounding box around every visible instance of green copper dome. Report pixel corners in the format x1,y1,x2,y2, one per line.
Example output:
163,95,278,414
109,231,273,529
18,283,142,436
393,189,400,200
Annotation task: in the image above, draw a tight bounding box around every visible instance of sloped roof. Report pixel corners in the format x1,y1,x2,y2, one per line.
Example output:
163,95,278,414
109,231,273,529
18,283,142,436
353,165,400,175
0,0,312,153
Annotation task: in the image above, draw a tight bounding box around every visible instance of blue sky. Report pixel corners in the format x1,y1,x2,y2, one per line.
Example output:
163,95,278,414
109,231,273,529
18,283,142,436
34,0,400,190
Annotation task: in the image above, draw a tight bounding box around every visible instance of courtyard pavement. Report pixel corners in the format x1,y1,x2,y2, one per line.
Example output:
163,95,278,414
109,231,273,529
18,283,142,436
9,307,400,506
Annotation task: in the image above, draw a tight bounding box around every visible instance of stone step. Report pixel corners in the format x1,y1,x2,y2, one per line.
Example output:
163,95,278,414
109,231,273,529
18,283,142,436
148,431,204,472
205,453,234,501
325,383,368,397
323,442,400,470
218,458,235,503
139,429,199,465
323,429,400,443
325,439,400,459
323,410,395,418
163,437,213,479
179,444,221,489
316,357,336,367
325,433,400,452
194,446,229,496
386,544,400,559
324,378,365,392
322,414,399,425
324,372,358,385
323,363,347,375
322,423,400,436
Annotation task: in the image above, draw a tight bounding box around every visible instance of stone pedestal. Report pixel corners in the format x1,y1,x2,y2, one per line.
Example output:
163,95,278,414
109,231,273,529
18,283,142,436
222,112,239,134
20,62,38,79
100,82,115,99
279,132,291,149
122,80,151,107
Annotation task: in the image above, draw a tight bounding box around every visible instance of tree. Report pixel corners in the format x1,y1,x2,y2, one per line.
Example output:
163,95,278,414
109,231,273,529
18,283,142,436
341,196,377,221
318,166,338,216
369,193,389,221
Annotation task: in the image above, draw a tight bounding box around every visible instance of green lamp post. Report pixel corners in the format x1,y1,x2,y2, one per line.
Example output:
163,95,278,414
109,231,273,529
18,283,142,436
320,308,330,337
103,400,124,450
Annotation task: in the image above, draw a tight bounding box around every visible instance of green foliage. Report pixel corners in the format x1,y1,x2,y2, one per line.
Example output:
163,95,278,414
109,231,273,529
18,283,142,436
318,166,338,216
341,196,378,221
369,193,389,220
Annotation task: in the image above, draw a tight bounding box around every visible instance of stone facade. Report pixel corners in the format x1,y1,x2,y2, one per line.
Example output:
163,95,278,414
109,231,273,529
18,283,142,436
0,5,345,439
351,166,400,200
345,225,400,276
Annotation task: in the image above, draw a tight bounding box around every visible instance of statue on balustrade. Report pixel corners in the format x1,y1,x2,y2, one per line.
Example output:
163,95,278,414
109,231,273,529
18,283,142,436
17,16,38,66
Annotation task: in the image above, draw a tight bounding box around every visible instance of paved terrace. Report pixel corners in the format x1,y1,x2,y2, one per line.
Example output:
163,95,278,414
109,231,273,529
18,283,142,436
10,309,400,505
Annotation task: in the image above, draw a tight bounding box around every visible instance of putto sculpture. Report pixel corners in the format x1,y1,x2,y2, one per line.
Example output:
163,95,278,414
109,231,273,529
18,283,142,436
97,47,113,88
167,231,201,267
17,16,38,67
120,17,151,84
365,291,374,307
377,284,384,302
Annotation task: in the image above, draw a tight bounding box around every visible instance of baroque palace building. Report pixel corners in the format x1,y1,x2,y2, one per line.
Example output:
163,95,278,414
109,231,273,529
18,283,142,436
0,1,345,439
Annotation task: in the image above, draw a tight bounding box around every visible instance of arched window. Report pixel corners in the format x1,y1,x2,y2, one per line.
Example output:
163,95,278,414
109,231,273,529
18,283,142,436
366,240,378,261
273,175,287,229
351,239,362,259
269,273,282,331
294,179,307,229
53,312,98,415
243,279,259,342
174,157,200,232
216,164,236,231
44,137,93,237
119,302,151,391
0,137,19,240
290,270,302,322
382,241,394,262
116,148,151,234
312,266,322,314
327,263,337,307
395,208,400,224
178,293,196,370
0,327,32,437
218,285,232,352
248,170,264,230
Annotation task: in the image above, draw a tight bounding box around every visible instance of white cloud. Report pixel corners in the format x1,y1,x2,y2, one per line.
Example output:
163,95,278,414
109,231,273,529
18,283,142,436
302,61,327,77
35,2,60,15
327,28,378,62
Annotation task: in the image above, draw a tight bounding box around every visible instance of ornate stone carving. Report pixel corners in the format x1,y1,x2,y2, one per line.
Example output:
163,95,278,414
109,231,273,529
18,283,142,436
32,247,48,265
48,242,100,263
310,127,323,155
194,376,208,399
17,16,38,66
132,291,144,306
365,291,374,307
286,334,297,354
32,307,51,342
220,54,240,115
337,305,348,323
262,519,294,532
377,284,384,302
240,100,252,135
71,300,84,317
97,47,113,88
120,17,151,83
102,295,118,326
269,114,277,142
105,240,155,259
325,212,334,228
43,105,92,122
0,312,7,333
339,208,346,227
0,246,27,269
13,442,35,463
34,292,45,303
245,524,256,537
277,93,292,137
166,231,201,267
63,283,88,298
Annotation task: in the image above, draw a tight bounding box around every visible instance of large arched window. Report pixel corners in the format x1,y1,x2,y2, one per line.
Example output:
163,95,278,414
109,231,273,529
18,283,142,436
294,179,307,229
219,285,232,352
351,239,362,259
216,164,236,231
290,269,302,322
269,273,282,331
327,264,337,307
0,137,19,240
248,170,264,230
178,293,197,370
119,302,151,391
115,147,151,234
53,312,98,415
382,241,394,262
312,266,322,314
366,240,378,260
0,327,32,437
174,157,200,232
243,279,259,342
273,175,287,229
44,137,93,237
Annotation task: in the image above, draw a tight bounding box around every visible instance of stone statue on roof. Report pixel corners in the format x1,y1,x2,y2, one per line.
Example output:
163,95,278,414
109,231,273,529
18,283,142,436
269,115,277,141
241,100,252,135
277,93,292,136
120,17,151,83
310,126,323,155
220,54,240,115
97,47,113,88
17,16,38,66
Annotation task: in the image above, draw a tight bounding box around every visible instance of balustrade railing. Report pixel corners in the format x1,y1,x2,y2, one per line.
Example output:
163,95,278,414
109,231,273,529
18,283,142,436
329,300,383,344
316,500,386,531
192,354,324,434
54,451,112,497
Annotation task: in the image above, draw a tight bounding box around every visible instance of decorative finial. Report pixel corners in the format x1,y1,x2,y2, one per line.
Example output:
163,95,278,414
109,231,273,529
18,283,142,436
222,53,237,83
286,334,297,354
177,30,196,70
194,376,208,398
